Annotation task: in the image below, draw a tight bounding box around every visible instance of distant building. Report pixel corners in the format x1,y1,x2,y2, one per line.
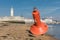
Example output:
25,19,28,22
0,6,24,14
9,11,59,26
42,18,57,24
11,6,14,17
24,18,34,24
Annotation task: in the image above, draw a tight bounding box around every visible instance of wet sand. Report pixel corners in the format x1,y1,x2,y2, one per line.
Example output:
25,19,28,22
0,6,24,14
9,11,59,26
0,22,58,40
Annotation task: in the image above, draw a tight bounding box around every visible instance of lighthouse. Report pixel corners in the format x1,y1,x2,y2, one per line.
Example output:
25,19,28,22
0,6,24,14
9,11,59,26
11,7,14,17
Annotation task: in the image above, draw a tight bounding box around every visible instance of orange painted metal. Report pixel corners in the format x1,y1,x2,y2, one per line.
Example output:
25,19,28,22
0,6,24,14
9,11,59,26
30,8,48,36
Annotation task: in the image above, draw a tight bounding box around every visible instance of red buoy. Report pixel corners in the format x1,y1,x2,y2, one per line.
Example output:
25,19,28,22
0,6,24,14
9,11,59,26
30,8,48,36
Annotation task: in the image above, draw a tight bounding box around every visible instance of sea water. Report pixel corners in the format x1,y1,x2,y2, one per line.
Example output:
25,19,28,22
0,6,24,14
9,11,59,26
47,24,60,39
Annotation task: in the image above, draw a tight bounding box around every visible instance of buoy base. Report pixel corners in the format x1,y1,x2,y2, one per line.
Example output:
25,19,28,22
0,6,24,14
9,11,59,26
30,23,48,36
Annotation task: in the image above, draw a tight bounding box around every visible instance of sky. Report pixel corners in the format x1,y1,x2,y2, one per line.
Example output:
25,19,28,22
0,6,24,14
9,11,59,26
0,0,60,19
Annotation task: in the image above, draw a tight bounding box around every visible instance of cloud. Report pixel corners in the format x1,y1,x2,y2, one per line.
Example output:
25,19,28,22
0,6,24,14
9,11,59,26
53,1,60,4
40,7,60,14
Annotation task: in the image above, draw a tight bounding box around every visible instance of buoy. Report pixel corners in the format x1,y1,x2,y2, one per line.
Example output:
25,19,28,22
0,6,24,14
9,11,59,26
30,8,48,36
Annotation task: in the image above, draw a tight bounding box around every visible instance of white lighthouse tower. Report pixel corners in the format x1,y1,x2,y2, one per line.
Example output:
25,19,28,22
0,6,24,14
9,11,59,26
11,7,14,17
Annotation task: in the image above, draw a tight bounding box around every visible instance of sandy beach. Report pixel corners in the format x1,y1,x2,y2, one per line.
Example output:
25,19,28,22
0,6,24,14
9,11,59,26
0,22,58,40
